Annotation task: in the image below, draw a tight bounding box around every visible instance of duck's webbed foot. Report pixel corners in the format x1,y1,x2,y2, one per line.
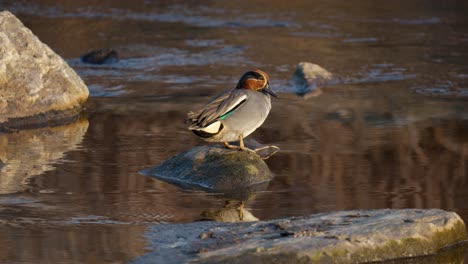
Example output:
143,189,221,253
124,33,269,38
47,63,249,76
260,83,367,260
253,145,280,160
224,136,279,159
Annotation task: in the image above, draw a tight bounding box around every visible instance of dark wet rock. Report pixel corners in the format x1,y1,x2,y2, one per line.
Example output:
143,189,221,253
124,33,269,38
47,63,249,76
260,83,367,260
140,145,272,192
131,209,467,264
0,118,88,194
0,11,89,127
81,48,119,64
291,62,334,97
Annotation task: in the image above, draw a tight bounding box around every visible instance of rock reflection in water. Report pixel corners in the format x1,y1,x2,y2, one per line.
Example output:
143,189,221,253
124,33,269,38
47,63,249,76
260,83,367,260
0,118,88,194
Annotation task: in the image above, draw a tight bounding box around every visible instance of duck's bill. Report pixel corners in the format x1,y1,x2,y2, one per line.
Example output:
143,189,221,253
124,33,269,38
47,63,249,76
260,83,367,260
263,86,279,98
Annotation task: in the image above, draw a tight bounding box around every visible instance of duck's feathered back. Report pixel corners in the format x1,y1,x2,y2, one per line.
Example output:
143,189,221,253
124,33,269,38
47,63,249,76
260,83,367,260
186,89,248,130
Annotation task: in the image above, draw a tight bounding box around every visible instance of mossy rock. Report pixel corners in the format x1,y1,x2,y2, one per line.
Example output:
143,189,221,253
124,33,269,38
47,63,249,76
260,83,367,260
140,145,272,192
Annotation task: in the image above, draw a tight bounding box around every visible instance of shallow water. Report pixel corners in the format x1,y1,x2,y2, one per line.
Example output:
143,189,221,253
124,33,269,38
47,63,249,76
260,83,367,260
1,0,468,263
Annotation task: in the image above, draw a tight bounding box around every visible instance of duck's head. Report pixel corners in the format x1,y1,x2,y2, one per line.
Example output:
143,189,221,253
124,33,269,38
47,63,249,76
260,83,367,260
236,69,279,98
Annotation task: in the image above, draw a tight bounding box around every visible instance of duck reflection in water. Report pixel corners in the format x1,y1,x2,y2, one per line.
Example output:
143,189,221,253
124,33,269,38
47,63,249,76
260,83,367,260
198,180,270,222
200,200,258,223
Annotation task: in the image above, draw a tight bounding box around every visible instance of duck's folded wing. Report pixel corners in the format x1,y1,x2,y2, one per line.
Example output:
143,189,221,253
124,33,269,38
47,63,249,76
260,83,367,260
187,89,248,128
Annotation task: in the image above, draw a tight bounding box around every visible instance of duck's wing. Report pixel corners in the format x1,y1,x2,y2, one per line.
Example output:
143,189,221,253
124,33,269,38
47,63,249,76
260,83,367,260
187,89,248,129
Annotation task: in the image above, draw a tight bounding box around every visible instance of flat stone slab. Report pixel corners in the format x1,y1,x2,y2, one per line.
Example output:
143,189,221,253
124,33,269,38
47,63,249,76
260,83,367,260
140,145,273,192
131,209,467,264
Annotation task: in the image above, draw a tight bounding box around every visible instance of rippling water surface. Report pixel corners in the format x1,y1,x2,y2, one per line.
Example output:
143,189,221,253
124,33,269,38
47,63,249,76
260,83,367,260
1,0,468,263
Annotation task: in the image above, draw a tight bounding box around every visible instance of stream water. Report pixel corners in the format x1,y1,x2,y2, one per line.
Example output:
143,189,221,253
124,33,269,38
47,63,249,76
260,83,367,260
1,0,468,263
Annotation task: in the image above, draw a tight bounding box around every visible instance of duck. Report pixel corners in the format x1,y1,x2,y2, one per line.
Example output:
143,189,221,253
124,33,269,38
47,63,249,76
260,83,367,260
186,69,278,151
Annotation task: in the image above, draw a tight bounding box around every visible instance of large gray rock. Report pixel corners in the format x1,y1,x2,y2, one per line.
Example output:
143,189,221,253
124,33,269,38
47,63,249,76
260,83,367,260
140,145,272,192
131,209,467,264
0,11,89,127
291,62,334,97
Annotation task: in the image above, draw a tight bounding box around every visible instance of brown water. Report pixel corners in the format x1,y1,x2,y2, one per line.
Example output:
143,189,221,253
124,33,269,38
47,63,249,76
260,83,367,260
1,0,468,263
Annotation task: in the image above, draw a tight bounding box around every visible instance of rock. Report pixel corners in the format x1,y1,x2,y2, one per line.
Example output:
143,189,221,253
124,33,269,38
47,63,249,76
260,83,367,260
140,145,273,192
81,48,119,64
0,159,4,170
131,209,467,264
291,62,334,97
0,11,89,127
0,118,88,194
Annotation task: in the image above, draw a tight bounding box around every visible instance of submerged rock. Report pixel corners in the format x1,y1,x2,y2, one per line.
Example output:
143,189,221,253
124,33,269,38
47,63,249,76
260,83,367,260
131,209,467,264
81,48,119,64
291,62,334,97
0,11,89,127
140,145,273,192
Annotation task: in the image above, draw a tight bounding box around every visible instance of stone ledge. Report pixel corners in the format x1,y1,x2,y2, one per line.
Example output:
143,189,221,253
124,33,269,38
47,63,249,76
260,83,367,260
131,209,467,264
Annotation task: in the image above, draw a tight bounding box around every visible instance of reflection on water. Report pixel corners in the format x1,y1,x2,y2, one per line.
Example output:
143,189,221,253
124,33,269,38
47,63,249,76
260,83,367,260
0,118,89,194
0,224,146,264
200,200,259,223
1,0,468,263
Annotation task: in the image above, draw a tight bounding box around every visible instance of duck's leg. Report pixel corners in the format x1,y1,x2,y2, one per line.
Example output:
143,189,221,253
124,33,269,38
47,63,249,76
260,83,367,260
239,134,245,150
223,141,239,149
224,135,251,151
238,201,245,221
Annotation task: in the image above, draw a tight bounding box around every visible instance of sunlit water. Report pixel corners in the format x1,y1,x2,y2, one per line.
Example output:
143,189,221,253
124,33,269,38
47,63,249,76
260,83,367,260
1,0,468,263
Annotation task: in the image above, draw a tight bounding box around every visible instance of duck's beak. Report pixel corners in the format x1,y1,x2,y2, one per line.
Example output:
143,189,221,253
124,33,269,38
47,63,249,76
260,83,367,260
262,84,279,98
